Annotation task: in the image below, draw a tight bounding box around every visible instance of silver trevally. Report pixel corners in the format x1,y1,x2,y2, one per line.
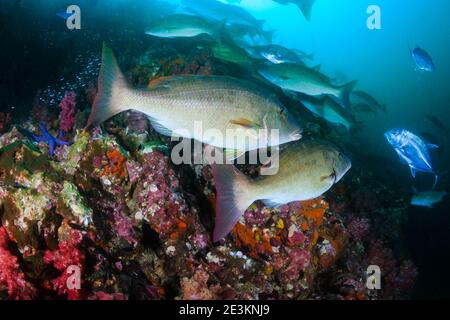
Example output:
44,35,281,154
272,0,316,21
411,190,448,208
258,63,358,107
145,14,219,39
385,129,440,188
410,46,435,72
87,44,302,156
300,96,356,130
212,140,351,241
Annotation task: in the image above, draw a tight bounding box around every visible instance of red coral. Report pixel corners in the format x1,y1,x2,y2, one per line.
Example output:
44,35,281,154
365,240,418,299
59,91,77,133
0,227,36,299
89,291,127,300
43,229,84,300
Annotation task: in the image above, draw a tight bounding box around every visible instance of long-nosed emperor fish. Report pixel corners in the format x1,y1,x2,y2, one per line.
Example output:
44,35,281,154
212,140,351,241
87,44,302,158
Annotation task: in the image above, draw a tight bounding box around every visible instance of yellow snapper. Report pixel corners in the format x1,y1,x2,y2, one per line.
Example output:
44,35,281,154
212,140,351,241
87,44,302,155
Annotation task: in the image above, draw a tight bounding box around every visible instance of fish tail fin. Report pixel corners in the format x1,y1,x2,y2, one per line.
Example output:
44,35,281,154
256,19,266,30
212,164,256,242
338,80,359,108
86,43,130,128
432,174,440,191
299,0,315,21
432,170,448,190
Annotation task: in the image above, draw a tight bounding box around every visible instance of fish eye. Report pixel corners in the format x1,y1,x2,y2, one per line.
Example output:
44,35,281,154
279,108,285,115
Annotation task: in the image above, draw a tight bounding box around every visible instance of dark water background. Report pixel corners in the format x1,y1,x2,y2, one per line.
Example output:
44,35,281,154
0,0,449,298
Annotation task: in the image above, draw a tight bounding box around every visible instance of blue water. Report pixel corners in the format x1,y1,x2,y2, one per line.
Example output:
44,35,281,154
238,0,450,156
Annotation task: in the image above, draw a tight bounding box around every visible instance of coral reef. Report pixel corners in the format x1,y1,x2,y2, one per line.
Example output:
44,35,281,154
0,46,418,301
59,91,77,133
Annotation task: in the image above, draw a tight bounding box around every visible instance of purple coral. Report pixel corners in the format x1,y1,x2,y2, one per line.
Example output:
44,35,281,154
59,91,77,133
347,217,370,240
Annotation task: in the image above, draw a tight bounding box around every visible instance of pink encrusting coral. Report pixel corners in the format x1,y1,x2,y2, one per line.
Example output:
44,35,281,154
0,227,36,299
59,91,77,133
43,229,85,300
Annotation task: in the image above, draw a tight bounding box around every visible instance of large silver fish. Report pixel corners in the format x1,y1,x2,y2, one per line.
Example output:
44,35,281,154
145,14,219,39
87,44,302,156
300,96,356,130
212,140,351,241
258,63,358,107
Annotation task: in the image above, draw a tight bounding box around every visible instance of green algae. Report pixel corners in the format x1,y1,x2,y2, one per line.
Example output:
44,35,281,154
58,181,93,227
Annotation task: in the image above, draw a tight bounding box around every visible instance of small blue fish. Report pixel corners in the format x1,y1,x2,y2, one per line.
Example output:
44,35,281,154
56,10,73,20
411,189,448,208
410,47,435,72
385,129,439,189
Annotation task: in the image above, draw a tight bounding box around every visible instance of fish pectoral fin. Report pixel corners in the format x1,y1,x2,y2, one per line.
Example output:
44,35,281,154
229,118,262,130
148,76,175,88
320,170,336,183
224,149,245,163
427,143,439,150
